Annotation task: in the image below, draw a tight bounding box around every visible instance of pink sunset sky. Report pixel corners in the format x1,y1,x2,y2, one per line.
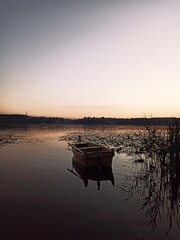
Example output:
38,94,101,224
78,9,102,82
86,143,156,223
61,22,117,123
1,0,180,118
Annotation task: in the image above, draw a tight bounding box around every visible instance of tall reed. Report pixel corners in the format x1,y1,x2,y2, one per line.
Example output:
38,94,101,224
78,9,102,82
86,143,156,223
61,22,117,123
134,119,180,165
118,120,180,232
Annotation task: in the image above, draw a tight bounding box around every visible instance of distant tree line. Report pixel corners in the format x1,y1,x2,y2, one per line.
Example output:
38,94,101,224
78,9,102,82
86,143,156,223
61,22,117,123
0,114,178,126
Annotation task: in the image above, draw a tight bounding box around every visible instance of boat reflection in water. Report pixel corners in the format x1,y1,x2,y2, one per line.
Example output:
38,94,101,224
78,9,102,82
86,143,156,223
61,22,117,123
68,157,115,190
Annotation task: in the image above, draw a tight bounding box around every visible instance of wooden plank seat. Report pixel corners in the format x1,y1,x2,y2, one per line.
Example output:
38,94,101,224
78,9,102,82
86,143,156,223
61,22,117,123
79,146,102,150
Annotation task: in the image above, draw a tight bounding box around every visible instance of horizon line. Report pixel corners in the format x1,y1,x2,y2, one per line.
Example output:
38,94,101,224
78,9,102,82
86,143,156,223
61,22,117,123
0,113,178,120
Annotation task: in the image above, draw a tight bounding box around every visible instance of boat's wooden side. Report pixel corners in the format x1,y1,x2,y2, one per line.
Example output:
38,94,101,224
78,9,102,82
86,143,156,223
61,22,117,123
71,142,114,167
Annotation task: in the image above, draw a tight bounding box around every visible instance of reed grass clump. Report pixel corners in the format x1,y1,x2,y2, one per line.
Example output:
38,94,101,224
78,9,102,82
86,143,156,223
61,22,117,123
134,120,180,165
119,120,180,233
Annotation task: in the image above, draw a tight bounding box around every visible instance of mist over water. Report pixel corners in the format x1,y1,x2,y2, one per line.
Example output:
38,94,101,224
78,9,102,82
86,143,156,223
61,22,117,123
0,124,179,240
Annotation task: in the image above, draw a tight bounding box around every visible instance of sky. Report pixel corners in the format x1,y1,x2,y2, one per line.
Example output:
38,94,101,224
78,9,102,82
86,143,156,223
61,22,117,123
1,0,180,118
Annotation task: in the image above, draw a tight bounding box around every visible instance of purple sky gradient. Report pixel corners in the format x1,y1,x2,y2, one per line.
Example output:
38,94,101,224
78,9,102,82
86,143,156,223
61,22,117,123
1,0,180,118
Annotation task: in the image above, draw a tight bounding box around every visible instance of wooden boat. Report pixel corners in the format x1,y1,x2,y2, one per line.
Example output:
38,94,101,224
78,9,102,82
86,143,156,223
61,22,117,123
68,157,115,190
70,141,114,167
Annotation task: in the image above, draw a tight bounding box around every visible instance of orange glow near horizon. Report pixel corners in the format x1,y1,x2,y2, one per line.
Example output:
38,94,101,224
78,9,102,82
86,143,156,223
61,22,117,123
1,104,179,119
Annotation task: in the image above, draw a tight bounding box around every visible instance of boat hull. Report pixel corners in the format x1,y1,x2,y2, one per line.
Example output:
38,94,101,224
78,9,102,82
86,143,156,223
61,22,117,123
71,142,114,167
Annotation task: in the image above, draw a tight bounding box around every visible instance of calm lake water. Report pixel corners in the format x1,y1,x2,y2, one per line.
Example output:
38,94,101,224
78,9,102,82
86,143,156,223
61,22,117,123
0,125,179,240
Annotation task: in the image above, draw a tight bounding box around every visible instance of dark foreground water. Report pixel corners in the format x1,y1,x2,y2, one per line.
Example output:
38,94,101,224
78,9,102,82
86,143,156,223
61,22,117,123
0,125,179,240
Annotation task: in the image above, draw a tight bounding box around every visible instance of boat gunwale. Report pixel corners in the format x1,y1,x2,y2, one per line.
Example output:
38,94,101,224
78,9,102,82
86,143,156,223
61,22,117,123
71,142,113,153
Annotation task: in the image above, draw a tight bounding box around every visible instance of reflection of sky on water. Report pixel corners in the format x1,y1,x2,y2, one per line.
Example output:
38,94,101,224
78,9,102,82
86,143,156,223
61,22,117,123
0,125,179,240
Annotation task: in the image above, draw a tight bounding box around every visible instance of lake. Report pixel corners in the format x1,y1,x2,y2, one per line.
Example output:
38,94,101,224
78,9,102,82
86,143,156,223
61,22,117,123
0,124,179,240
